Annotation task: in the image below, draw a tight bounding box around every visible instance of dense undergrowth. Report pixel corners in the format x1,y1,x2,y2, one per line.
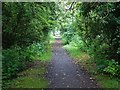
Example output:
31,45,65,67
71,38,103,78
59,2,120,88
2,2,56,88
2,38,53,88
63,36,119,88
10,35,54,88
2,2,120,89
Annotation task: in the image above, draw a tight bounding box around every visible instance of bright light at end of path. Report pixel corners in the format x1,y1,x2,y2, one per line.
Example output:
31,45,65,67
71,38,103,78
55,31,60,37
51,30,61,38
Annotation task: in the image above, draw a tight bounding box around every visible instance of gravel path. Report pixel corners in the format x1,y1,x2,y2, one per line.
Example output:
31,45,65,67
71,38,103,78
46,38,99,88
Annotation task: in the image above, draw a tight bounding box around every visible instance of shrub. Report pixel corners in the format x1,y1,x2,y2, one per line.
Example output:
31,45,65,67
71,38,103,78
2,46,28,80
96,59,109,73
103,60,119,77
62,31,73,45
26,43,44,60
96,59,119,77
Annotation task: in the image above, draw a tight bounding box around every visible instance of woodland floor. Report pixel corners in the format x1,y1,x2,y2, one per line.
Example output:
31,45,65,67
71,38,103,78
46,38,99,88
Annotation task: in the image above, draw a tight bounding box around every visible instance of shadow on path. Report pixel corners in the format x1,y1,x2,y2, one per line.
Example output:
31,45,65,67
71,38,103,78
46,38,99,88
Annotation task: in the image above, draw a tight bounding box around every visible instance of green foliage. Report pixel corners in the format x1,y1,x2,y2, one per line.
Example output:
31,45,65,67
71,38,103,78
63,44,79,58
60,2,120,78
2,46,28,80
2,2,120,88
62,31,74,45
78,3,120,63
64,44,119,88
2,2,56,88
2,2,56,49
103,60,119,77
96,59,119,77
96,60,109,73
26,43,44,60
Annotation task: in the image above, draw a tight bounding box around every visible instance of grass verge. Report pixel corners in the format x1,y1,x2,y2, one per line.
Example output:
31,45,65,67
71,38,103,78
63,44,119,88
11,66,48,88
10,44,53,88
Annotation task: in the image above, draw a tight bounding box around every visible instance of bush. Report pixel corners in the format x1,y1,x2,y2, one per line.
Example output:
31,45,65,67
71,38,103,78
96,59,119,77
62,31,73,45
2,42,49,88
26,43,44,60
103,60,119,77
2,46,28,80
2,42,48,80
96,59,109,73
